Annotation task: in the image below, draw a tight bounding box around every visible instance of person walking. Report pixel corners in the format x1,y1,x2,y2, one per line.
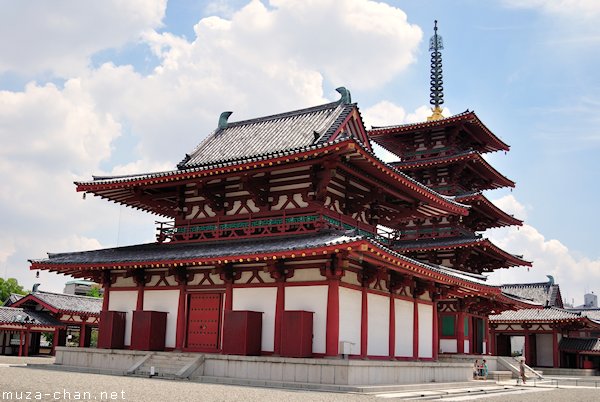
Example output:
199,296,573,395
519,359,527,384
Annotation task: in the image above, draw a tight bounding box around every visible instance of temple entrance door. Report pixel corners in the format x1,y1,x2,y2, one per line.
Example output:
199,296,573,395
496,334,511,356
186,293,222,352
473,318,484,354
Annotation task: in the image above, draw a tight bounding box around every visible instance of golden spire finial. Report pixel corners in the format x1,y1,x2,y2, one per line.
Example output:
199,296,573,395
427,20,445,121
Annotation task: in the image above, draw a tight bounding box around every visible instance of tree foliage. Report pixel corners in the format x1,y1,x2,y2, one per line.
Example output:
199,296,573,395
86,286,102,298
0,277,27,303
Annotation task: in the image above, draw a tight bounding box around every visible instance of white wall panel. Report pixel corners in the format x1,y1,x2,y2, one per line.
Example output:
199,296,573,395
285,285,328,354
143,289,179,348
367,293,389,356
418,303,433,358
107,290,137,346
440,339,457,353
232,287,277,352
395,299,413,357
339,287,361,356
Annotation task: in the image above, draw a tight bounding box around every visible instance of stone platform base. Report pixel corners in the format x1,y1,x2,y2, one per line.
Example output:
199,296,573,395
55,347,472,386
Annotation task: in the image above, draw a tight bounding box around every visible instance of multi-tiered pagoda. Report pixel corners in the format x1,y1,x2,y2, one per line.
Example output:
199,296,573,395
29,23,530,369
368,22,531,354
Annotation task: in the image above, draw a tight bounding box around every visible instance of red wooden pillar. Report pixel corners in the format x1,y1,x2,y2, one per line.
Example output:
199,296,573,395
432,300,439,360
101,270,111,311
484,318,491,355
175,285,186,350
273,279,285,355
325,277,340,357
490,325,496,356
360,286,368,359
523,327,531,365
388,294,395,359
224,281,233,311
79,323,86,348
457,311,465,354
136,284,144,310
51,327,59,355
552,328,559,368
412,300,419,359
18,330,23,357
24,329,30,356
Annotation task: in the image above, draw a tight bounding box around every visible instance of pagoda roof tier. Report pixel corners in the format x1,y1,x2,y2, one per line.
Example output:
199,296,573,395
29,230,528,307
454,192,523,230
368,110,510,155
392,151,515,192
75,137,469,220
394,235,531,271
490,307,600,328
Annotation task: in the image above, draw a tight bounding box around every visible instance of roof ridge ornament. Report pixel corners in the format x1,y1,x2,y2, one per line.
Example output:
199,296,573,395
218,111,233,130
427,20,445,121
336,87,352,104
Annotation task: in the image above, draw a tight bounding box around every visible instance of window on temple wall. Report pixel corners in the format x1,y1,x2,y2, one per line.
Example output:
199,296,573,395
441,315,456,337
464,317,469,337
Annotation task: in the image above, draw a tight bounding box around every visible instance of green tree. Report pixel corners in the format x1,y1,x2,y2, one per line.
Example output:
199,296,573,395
86,286,102,298
0,277,26,303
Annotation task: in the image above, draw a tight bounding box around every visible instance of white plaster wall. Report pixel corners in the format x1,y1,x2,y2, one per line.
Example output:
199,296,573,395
464,340,470,353
418,303,433,358
440,339,457,353
367,293,389,356
113,276,135,287
536,334,554,367
108,290,137,346
285,285,328,354
232,287,276,352
143,289,179,348
395,299,413,357
286,268,322,282
339,287,361,356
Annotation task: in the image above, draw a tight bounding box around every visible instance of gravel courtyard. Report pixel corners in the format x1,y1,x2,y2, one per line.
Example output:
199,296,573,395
1,358,599,401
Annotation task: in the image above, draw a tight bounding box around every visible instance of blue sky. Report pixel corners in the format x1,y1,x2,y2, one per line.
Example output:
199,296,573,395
0,0,598,304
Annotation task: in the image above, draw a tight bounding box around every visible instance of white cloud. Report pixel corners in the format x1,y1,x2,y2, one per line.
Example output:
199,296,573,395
486,195,600,306
0,0,167,76
362,101,452,128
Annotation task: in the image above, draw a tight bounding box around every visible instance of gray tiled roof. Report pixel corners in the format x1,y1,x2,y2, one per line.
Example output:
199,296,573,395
559,337,600,353
179,101,354,168
3,293,24,306
31,230,507,291
0,306,64,327
35,231,361,266
489,307,585,322
501,280,562,307
23,291,102,315
570,309,600,321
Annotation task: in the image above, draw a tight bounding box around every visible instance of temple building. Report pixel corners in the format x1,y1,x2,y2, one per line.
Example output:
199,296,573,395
491,277,600,371
1,288,101,356
28,23,531,373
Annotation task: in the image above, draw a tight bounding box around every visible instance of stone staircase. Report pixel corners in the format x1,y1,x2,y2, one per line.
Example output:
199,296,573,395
497,356,545,382
127,353,204,379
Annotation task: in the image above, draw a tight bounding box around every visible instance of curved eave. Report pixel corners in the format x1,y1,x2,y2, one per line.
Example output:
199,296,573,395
394,152,515,190
75,138,469,219
31,238,502,299
490,316,600,328
399,238,532,268
456,193,523,228
368,111,510,153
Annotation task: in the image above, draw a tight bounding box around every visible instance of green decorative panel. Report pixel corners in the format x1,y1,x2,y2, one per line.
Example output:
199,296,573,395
464,317,469,336
441,315,455,337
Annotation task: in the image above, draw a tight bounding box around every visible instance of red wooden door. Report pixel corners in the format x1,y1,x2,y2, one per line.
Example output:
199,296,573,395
186,293,222,351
